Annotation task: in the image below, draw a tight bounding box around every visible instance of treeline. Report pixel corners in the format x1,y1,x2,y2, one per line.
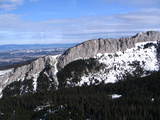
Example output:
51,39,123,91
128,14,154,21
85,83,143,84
1,72,160,119
57,58,105,88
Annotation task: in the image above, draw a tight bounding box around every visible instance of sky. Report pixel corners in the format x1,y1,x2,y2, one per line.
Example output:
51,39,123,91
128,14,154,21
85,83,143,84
0,0,160,44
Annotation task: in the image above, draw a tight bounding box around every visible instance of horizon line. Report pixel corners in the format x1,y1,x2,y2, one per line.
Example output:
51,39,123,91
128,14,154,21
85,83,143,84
0,43,78,46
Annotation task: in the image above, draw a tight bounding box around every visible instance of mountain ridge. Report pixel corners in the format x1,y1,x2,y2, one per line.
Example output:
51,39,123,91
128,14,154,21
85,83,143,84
0,31,160,97
58,31,160,69
0,55,59,97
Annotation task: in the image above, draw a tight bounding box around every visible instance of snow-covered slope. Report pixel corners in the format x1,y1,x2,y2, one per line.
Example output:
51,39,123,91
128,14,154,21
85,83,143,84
58,31,160,69
0,69,13,76
76,41,159,86
1,31,160,98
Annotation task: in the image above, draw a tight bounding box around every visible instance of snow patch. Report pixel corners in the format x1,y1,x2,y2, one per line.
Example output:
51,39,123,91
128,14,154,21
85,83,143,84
111,94,122,99
34,104,50,111
0,89,3,98
0,69,13,76
50,55,60,88
51,55,59,75
78,41,159,86
32,73,39,92
32,55,59,92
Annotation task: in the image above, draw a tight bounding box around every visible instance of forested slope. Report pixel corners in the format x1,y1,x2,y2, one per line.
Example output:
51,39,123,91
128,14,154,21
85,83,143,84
0,71,160,120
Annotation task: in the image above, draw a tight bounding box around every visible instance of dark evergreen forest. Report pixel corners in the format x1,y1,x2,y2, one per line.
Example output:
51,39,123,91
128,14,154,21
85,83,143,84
1,71,160,120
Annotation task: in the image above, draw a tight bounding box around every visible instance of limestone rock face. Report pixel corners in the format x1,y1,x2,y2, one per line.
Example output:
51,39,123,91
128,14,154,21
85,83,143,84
57,31,160,69
0,31,160,97
0,55,59,96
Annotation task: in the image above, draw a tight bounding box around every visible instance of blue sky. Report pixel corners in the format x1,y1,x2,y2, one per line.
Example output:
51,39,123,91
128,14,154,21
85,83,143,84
0,0,160,44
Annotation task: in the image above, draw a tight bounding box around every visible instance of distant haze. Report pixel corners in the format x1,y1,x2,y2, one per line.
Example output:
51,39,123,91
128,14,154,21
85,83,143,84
0,0,160,44
0,44,77,52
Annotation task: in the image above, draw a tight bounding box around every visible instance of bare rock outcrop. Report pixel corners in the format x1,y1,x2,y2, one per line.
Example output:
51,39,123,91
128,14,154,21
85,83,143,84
0,55,59,96
57,31,160,69
0,31,160,97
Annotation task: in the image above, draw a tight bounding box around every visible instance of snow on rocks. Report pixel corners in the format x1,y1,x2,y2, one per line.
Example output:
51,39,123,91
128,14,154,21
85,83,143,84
78,41,159,86
0,69,13,76
0,55,60,98
111,94,122,99
32,73,40,92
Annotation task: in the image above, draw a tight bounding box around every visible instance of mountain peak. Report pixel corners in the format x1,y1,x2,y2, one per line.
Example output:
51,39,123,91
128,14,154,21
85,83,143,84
0,31,160,98
58,31,160,69
132,31,160,38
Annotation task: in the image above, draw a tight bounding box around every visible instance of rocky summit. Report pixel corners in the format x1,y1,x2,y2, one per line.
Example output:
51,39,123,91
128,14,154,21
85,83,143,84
58,31,160,69
0,31,160,98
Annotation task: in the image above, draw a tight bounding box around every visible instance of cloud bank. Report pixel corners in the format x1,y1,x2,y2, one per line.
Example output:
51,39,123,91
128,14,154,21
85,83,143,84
0,0,38,10
0,8,160,44
107,0,160,8
0,0,160,44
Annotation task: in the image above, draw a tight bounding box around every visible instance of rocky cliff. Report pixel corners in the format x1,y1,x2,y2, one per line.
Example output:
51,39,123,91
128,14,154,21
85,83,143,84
0,31,160,97
58,31,160,69
0,55,59,97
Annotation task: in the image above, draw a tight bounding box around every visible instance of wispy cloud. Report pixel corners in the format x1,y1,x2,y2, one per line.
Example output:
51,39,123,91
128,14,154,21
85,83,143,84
0,8,160,44
107,0,160,8
0,0,23,10
0,0,38,11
